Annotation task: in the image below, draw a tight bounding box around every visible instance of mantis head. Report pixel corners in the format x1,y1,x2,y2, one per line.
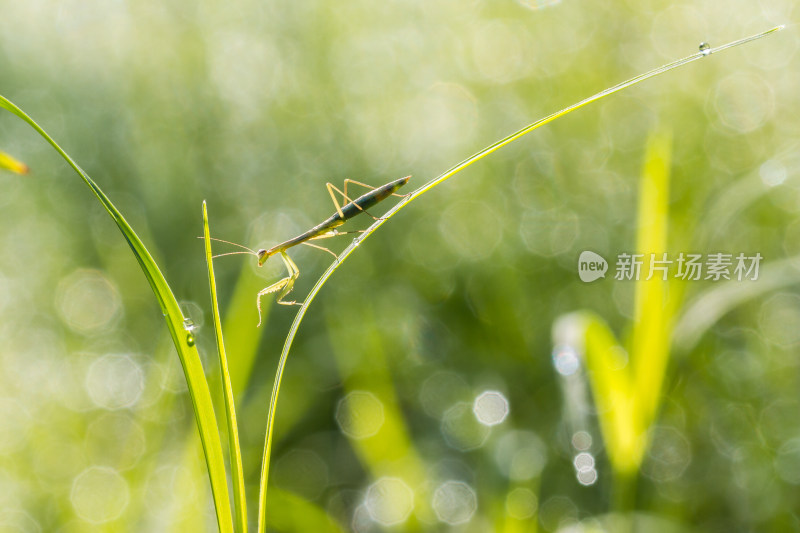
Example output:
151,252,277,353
257,249,272,266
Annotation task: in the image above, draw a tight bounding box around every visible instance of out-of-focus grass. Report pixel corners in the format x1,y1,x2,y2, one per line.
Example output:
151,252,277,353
557,132,680,492
0,149,29,174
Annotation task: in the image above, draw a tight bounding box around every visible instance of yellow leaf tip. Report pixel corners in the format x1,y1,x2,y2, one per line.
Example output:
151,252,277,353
0,151,29,175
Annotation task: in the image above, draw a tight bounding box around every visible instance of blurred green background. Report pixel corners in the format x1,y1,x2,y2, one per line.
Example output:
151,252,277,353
1,0,798,531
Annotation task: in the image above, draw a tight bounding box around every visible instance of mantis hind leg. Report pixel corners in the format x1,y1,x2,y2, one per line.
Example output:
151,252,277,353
300,240,338,258
343,179,407,199
297,230,368,262
256,251,301,327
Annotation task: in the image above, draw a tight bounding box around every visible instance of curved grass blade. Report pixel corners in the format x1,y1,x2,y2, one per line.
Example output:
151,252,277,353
255,25,784,530
204,201,248,533
0,95,234,533
673,255,800,351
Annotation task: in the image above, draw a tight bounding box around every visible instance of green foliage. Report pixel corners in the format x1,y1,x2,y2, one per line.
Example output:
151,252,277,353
0,4,792,532
569,132,678,476
0,96,234,532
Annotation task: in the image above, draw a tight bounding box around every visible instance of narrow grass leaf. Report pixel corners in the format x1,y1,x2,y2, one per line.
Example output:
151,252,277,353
0,95,234,533
581,312,642,474
205,202,248,533
631,131,673,428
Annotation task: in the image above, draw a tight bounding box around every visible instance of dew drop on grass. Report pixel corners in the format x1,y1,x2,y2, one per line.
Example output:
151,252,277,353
183,318,196,346
699,42,711,56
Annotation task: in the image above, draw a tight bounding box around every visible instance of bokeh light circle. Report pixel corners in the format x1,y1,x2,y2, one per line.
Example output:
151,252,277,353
336,391,385,439
85,412,146,470
70,466,129,524
85,354,144,409
493,430,547,481
441,402,491,451
472,390,509,426
432,481,477,525
364,477,414,526
505,487,538,519
56,269,121,335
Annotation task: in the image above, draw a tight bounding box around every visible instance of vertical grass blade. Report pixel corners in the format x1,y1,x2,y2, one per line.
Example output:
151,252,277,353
631,132,673,430
579,131,674,478
204,202,248,533
580,313,638,474
0,95,234,533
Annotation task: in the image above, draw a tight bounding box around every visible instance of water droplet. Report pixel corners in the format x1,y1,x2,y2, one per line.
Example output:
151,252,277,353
186,332,195,346
183,318,196,331
699,42,711,56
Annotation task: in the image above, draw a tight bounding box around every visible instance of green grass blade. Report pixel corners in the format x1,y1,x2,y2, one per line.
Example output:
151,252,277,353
572,131,674,479
579,312,641,474
631,131,673,429
255,26,783,531
0,95,234,533
204,202,248,533
673,255,800,351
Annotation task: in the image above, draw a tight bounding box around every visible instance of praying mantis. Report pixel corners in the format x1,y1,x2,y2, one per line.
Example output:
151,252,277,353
210,176,410,326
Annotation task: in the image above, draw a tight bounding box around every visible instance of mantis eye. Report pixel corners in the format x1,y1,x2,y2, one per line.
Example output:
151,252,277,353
257,249,268,266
